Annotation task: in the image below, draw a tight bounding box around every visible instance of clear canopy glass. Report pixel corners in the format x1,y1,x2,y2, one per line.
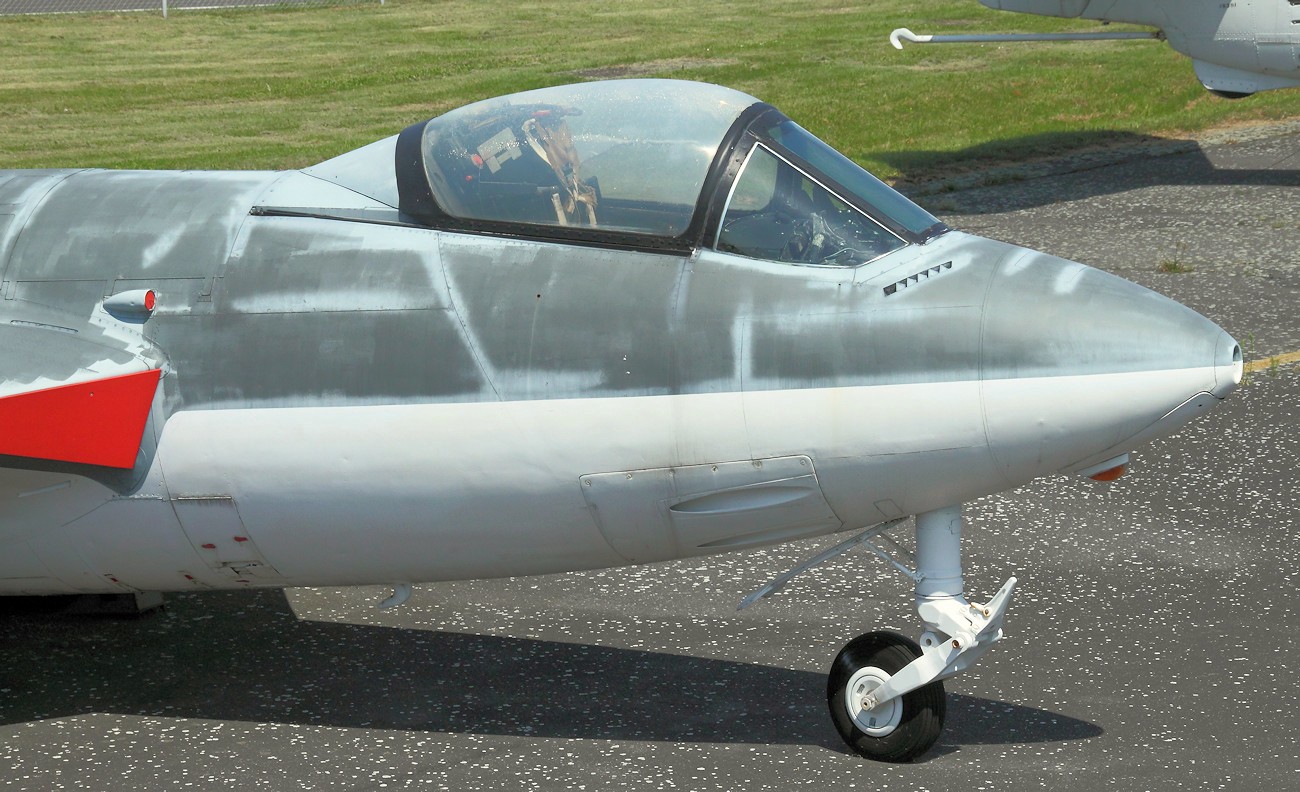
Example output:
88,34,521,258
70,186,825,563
762,118,944,239
716,144,909,267
421,79,758,236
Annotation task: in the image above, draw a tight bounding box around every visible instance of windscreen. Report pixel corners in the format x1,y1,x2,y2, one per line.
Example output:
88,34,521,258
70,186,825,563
763,119,946,240
716,145,907,267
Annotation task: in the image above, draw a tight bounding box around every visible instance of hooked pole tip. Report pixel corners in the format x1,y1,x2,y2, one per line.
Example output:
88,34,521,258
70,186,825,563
890,28,927,50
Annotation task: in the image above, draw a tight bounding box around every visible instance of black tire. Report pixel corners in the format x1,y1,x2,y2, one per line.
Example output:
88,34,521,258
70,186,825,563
827,631,945,762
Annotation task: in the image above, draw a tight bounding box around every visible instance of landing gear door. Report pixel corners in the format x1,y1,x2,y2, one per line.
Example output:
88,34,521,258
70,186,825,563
173,496,282,582
581,455,842,564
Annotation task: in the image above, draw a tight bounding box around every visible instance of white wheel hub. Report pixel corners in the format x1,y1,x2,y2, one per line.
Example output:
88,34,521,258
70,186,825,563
844,665,901,737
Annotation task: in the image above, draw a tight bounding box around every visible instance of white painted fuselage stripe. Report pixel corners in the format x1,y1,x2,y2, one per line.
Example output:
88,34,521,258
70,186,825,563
1,364,1221,594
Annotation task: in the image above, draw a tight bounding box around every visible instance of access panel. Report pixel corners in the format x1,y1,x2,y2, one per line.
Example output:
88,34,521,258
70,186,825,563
581,455,842,563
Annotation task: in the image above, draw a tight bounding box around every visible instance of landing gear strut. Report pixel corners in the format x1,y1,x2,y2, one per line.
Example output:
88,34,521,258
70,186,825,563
740,504,1017,762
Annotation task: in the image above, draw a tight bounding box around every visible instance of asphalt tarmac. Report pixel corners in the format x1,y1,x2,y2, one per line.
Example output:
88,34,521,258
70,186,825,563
2,124,1298,791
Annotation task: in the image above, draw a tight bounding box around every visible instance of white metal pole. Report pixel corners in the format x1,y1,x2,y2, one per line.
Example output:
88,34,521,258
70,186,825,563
891,28,1160,49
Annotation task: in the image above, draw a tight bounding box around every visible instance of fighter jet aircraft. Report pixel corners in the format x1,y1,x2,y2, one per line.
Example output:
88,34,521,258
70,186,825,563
893,0,1300,97
0,79,1241,762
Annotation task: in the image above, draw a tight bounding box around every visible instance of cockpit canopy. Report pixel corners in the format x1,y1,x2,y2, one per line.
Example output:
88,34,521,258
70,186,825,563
379,79,947,266
420,80,750,237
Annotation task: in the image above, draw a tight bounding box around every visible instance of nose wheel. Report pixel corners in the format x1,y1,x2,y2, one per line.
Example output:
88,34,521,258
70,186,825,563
827,631,945,762
741,505,1017,763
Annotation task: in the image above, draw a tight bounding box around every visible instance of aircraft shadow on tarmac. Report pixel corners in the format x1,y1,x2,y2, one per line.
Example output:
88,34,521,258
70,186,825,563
884,129,1300,215
0,590,1101,754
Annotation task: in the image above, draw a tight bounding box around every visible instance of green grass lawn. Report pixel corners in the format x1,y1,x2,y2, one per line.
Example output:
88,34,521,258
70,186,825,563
2,0,1297,180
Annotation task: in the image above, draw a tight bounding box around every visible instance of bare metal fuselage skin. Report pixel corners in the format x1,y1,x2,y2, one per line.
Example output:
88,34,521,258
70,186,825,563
0,112,1238,596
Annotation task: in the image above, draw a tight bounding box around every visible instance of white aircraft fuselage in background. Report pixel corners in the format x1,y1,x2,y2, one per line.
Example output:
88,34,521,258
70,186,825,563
980,0,1300,95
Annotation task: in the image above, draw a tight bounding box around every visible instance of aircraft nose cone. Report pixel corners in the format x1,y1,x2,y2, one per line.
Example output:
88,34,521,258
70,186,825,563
1212,330,1243,398
980,248,1235,485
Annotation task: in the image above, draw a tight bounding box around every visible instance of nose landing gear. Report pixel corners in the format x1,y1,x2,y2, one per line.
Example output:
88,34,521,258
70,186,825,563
741,504,1016,762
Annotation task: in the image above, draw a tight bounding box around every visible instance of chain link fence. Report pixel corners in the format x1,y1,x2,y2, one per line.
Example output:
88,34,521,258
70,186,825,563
0,0,380,15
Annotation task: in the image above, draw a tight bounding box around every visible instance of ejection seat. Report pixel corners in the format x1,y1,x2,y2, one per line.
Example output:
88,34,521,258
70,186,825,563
436,105,599,228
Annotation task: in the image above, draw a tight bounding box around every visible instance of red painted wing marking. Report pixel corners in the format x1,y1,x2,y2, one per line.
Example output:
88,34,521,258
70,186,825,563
0,369,162,469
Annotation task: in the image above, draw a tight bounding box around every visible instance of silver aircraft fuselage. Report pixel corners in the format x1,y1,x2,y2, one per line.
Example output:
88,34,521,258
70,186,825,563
0,80,1238,597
